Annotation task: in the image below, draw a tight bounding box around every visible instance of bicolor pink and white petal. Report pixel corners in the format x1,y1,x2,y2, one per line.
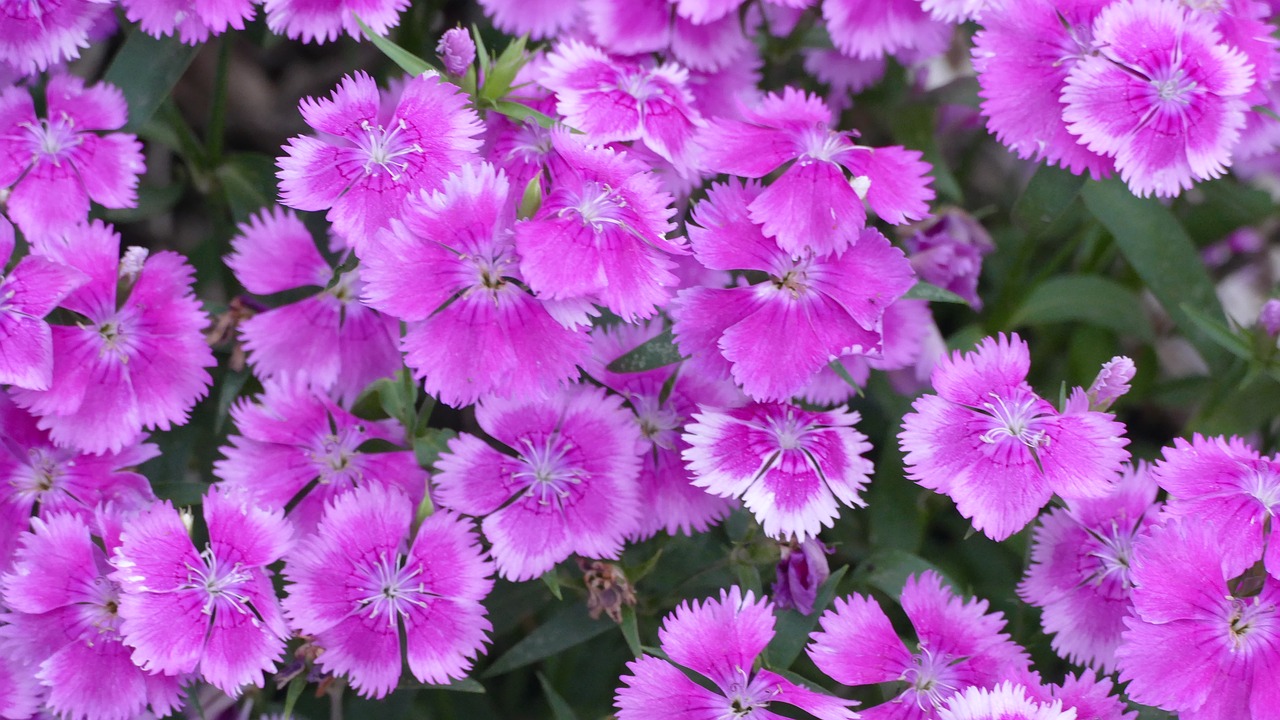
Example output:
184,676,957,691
282,484,493,698
433,386,644,581
683,402,872,541
615,586,856,720
899,334,1130,541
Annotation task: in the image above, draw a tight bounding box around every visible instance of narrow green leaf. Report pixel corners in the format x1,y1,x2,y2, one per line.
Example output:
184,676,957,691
827,360,862,392
1180,303,1252,360
620,605,643,657
764,565,849,670
480,36,529,102
396,676,486,692
1013,164,1086,237
482,604,614,677
1008,275,1154,342
213,369,251,435
104,28,202,132
354,15,438,76
902,281,969,305
216,153,279,223
470,24,491,76
1081,178,1230,368
861,549,955,601
626,548,664,583
537,673,581,720
541,568,563,600
606,328,685,373
282,675,307,720
324,253,359,291
489,100,562,130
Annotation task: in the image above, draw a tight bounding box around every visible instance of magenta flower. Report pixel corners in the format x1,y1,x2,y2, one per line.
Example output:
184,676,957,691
971,0,1114,179
111,487,293,696
277,71,483,251
807,571,1031,720
898,334,1130,541
1,512,186,720
282,484,493,698
213,376,427,536
541,41,705,173
1151,434,1280,579
615,586,857,720
121,0,255,44
225,206,400,404
586,0,752,72
0,0,106,74
1117,519,1280,719
362,162,590,407
0,391,157,570
823,0,953,61
938,683,1073,720
1019,464,1162,672
0,75,144,240
514,130,683,322
697,88,933,257
1061,0,1254,197
590,322,741,540
264,0,410,44
683,402,873,541
1024,673,1136,720
672,180,915,401
9,221,214,455
0,217,87,390
0,646,39,720
433,386,643,581
478,0,582,39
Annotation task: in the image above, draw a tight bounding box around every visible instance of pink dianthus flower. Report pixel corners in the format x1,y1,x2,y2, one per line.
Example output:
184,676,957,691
807,571,1031,720
226,206,400,404
264,0,410,44
10,221,214,455
121,0,255,44
282,484,493,698
697,87,933,257
938,683,1073,720
899,334,1130,541
433,385,643,581
1061,0,1254,197
1117,519,1280,719
823,0,953,61
683,402,873,542
0,75,144,240
615,586,857,720
514,130,683,322
0,0,106,74
672,180,915,402
1019,463,1162,671
213,376,427,536
0,216,87,390
277,71,482,251
111,487,293,696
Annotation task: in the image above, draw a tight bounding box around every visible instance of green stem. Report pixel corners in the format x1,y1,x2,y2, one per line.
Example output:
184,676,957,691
207,35,232,166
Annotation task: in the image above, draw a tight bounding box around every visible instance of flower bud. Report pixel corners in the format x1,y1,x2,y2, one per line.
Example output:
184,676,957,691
436,28,476,77
1086,356,1135,411
772,538,832,615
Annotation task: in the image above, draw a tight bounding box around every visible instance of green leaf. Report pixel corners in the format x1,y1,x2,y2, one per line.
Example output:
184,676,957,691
605,328,685,373
541,568,563,601
902,281,969,305
537,673,581,720
764,565,848,670
480,36,529,103
891,105,963,203
861,549,954,601
403,677,486,693
282,675,307,720
489,100,562,130
620,605,642,657
1012,164,1087,237
1008,275,1154,342
354,15,438,76
104,28,202,132
482,604,614,677
827,360,862,392
213,369,251,435
1180,303,1252,361
413,428,456,472
1081,178,1231,369
376,369,418,431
